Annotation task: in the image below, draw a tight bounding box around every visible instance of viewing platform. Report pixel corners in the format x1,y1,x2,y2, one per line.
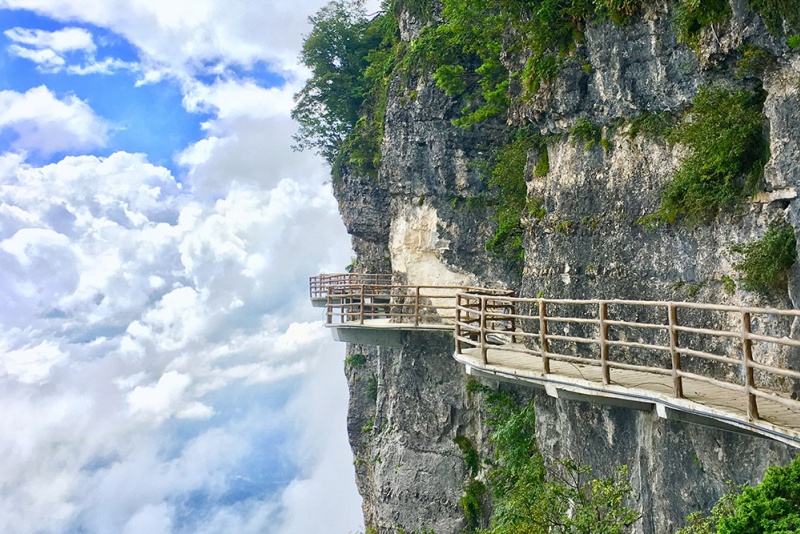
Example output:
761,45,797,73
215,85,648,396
310,274,512,346
309,273,393,308
310,274,800,448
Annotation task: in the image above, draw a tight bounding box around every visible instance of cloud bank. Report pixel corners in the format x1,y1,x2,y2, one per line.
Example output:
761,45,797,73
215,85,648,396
0,0,363,532
0,86,109,155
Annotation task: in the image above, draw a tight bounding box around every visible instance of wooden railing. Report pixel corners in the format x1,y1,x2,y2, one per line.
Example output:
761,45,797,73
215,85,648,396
309,273,393,299
310,274,800,441
324,283,514,327
455,293,800,424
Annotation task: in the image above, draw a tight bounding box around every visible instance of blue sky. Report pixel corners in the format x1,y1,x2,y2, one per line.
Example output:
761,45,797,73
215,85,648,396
0,1,360,533
0,10,209,169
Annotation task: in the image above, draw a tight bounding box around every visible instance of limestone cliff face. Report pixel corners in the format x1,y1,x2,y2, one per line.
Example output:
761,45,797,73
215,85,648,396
336,57,517,534
344,335,484,533
333,2,800,533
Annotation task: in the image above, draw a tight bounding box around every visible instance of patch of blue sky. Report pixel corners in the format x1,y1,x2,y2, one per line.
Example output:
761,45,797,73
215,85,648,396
0,9,294,177
164,382,303,529
171,446,296,529
0,9,65,35
0,126,20,152
69,413,299,530
0,10,209,174
1,61,209,173
194,59,286,89
64,323,130,345
165,377,301,456
174,463,295,531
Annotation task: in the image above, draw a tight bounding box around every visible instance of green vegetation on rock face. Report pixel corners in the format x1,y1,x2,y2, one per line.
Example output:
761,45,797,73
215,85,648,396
651,85,768,225
747,0,800,39
462,478,488,530
674,0,799,47
415,0,651,127
428,0,510,128
293,0,800,181
292,0,653,171
483,128,543,267
366,372,378,401
733,223,797,295
570,119,602,150
454,435,481,476
465,383,639,533
679,456,800,533
625,111,675,139
673,0,731,46
292,0,399,177
345,353,368,368
736,45,778,79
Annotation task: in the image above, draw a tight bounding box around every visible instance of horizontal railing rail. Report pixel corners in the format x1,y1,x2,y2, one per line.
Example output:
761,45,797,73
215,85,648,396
309,273,394,299
454,293,800,426
324,283,515,328
309,274,800,442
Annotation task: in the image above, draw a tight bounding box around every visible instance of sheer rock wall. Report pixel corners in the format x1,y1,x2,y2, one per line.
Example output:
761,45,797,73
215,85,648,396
332,2,799,532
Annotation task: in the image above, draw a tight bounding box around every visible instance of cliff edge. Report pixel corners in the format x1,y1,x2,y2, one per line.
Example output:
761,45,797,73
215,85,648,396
303,1,800,531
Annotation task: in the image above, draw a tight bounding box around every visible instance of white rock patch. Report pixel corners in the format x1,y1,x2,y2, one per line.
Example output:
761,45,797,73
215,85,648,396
389,204,474,318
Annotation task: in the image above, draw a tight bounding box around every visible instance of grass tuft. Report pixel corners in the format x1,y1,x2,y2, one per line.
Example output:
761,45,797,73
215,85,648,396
733,223,796,295
653,85,767,225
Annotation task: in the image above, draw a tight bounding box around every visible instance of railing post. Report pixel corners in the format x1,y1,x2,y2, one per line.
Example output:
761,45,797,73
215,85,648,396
359,284,365,325
455,293,463,354
599,301,610,385
480,295,488,364
742,311,760,420
414,286,420,327
539,299,550,374
668,303,684,399
508,298,517,343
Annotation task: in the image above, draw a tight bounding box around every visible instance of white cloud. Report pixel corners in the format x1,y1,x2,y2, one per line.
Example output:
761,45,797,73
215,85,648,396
274,321,327,354
122,504,173,534
0,86,109,155
67,56,137,75
0,227,71,265
177,115,327,196
127,371,192,423
175,136,222,168
276,334,364,534
8,43,65,67
0,0,362,531
1,0,331,81
0,141,356,532
0,339,65,384
5,25,137,75
5,26,95,53
182,80,296,120
177,401,214,420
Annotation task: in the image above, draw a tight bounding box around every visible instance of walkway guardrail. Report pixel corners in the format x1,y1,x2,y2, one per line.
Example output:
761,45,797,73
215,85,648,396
325,284,515,327
309,274,800,443
455,293,800,424
309,273,393,299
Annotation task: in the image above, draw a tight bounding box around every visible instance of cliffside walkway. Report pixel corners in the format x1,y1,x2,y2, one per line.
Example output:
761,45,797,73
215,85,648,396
310,274,800,448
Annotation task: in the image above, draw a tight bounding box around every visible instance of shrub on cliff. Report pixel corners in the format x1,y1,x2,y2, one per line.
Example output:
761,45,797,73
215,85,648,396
484,129,538,267
747,0,800,40
292,0,398,176
467,384,639,533
653,85,767,225
733,223,797,295
679,456,800,533
293,0,800,184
